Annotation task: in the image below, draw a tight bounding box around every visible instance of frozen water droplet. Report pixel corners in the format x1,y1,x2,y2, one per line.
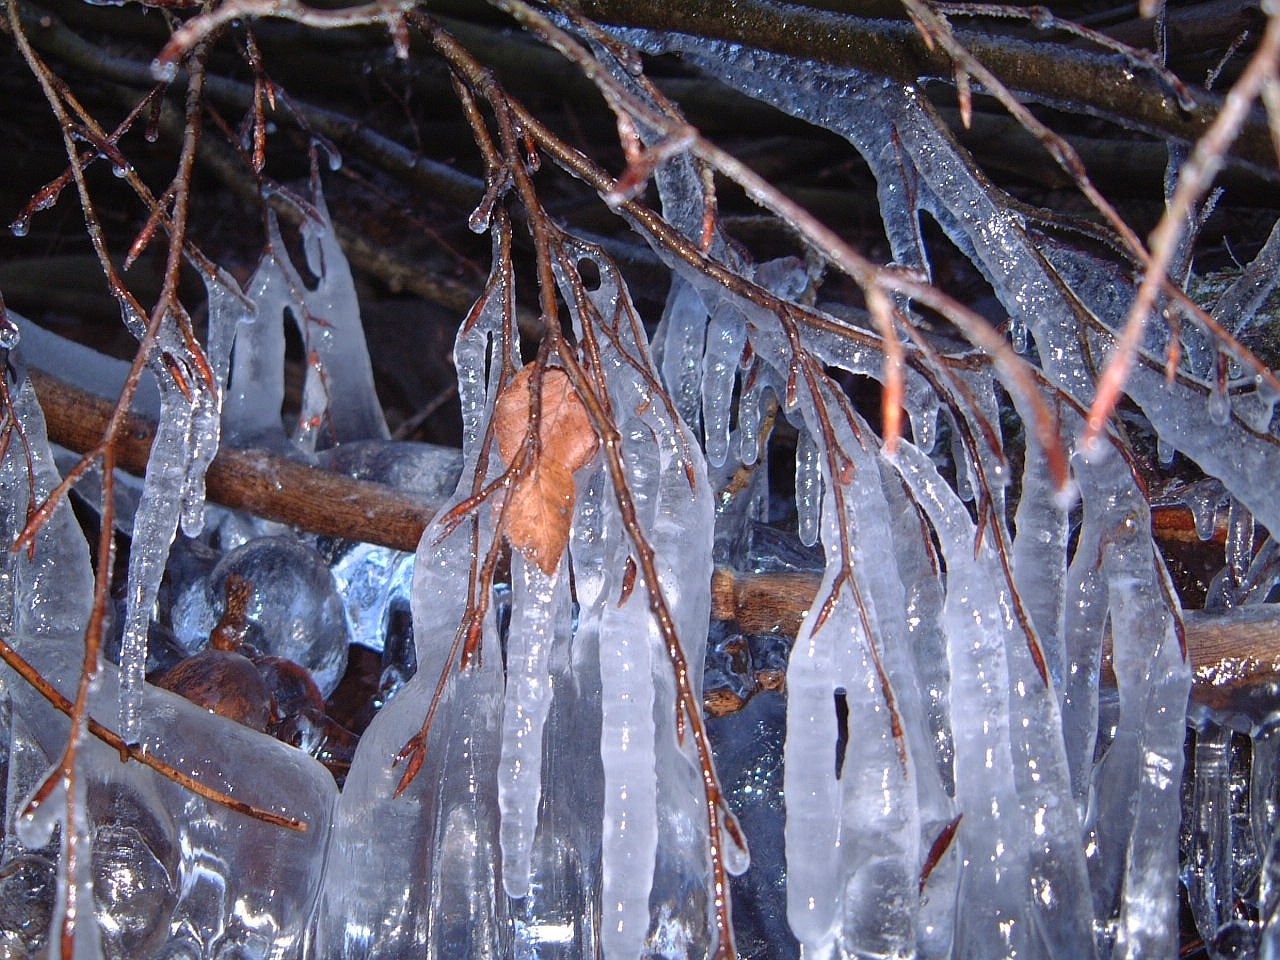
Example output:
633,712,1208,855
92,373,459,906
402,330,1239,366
1010,317,1028,354
721,811,751,876
1052,477,1080,511
16,782,63,850
467,201,492,234
1246,375,1280,433
1157,436,1176,465
1185,484,1223,541
151,58,178,83
0,317,21,349
1208,386,1231,425
1030,6,1055,29
10,217,29,238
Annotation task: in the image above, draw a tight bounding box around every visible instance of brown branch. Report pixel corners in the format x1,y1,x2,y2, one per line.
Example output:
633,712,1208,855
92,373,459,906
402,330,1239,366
29,369,437,553
0,635,306,831
570,0,1280,180
710,566,1280,698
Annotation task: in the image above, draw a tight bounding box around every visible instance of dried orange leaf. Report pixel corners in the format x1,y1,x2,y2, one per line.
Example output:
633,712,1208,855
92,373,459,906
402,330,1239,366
505,459,575,574
493,369,531,466
494,365,598,472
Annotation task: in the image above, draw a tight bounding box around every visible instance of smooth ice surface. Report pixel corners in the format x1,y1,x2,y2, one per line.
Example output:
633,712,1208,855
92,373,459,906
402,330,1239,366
0,371,334,960
225,187,387,453
4,636,337,960
177,536,352,696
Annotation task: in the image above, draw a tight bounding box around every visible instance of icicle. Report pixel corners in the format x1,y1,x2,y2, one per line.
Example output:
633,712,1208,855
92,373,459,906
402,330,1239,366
879,466,958,958
794,428,821,547
881,467,954,790
457,231,516,465
1249,373,1280,435
656,278,709,432
225,181,388,454
291,186,388,451
948,415,974,503
1208,379,1232,427
1011,430,1069,686
1226,497,1256,590
0,370,93,640
1253,715,1280,838
890,442,1035,959
783,519,922,959
905,376,940,453
498,557,567,898
1059,494,1109,807
955,366,1008,512
15,772,102,960
701,301,745,469
509,469,607,957
179,273,247,537
1254,719,1280,958
1185,481,1226,542
737,375,765,466
1090,505,1190,958
640,24,1280,542
1044,240,1280,541
894,440,1097,959
224,231,289,448
0,369,100,958
596,493,660,959
318,493,507,958
1185,722,1236,954
1238,536,1280,604
118,302,214,744
557,240,724,958
1009,314,1028,354
318,235,515,958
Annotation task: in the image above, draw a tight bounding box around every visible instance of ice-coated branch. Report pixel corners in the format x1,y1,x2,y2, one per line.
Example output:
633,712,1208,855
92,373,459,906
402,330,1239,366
0,634,307,832
29,369,437,553
710,566,1280,694
569,0,1279,178
37,356,1271,700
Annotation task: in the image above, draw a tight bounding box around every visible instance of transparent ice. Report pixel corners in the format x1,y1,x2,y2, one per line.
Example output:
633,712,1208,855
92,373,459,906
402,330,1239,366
174,535,352,697
6,20,1280,960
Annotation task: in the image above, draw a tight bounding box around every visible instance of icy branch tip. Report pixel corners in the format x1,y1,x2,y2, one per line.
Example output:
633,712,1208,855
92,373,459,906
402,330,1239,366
1052,478,1080,513
1076,432,1112,467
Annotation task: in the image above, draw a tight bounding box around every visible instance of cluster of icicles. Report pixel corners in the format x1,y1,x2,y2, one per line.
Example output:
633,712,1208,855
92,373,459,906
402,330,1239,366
3,25,1280,960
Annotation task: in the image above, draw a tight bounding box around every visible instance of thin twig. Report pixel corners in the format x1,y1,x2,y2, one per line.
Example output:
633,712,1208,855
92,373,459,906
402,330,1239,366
0,635,306,831
1084,12,1280,448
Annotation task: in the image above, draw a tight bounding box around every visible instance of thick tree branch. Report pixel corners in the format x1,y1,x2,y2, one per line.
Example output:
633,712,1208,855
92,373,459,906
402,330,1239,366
573,0,1280,179
710,566,1280,700
29,369,437,553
